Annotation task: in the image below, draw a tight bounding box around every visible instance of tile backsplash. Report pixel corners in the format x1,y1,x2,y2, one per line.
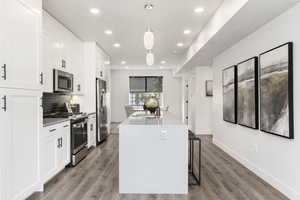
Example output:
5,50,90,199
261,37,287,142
42,93,71,115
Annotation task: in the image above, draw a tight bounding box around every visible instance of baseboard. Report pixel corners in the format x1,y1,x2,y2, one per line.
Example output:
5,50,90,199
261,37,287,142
195,130,212,135
213,138,300,200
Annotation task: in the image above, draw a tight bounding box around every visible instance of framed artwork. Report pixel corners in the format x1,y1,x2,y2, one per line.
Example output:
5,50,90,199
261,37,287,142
222,65,237,124
260,42,294,139
237,57,259,129
206,80,213,97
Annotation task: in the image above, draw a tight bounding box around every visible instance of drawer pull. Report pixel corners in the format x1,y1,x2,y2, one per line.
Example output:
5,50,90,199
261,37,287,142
63,125,69,128
49,129,56,132
1,95,7,112
1,64,6,80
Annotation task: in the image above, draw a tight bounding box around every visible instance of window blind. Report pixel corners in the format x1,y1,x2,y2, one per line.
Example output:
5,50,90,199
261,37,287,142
129,76,163,93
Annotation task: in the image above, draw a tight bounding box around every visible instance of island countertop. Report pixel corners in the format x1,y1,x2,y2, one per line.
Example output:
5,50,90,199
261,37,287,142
119,111,188,194
120,111,184,126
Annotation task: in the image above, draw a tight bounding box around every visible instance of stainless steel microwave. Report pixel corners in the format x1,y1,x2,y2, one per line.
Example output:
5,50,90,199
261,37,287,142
53,69,73,93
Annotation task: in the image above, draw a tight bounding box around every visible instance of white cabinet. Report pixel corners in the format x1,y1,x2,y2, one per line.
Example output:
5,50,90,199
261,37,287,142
0,0,42,90
56,124,71,169
40,121,70,184
88,115,97,148
0,88,42,200
42,11,84,94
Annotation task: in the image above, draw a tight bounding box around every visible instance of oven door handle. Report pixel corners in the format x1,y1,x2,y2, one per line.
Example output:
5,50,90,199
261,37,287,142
73,124,82,128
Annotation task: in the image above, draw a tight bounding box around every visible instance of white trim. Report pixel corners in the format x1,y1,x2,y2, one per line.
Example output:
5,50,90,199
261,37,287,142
111,65,175,71
213,138,300,200
195,130,212,135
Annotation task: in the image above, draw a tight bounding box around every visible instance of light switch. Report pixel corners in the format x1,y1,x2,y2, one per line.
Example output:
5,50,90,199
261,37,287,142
160,130,168,140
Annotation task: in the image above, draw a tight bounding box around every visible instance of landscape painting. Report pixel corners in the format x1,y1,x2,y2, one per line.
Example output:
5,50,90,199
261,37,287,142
260,42,294,139
222,66,237,124
206,80,213,97
237,57,258,129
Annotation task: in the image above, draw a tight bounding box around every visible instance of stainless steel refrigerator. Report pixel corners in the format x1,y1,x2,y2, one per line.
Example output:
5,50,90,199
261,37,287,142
96,78,108,144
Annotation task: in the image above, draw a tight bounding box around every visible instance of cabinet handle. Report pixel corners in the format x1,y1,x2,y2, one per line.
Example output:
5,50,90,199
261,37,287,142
63,125,69,128
40,73,43,85
1,95,7,112
90,124,93,131
77,84,81,92
57,138,60,148
49,128,56,132
1,64,6,80
60,137,63,148
62,60,66,68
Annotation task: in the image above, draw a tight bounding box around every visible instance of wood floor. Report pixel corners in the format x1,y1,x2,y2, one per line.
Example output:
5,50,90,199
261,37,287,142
28,133,288,200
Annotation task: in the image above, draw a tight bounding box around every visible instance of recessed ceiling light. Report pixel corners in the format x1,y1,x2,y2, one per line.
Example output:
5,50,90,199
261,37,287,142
121,61,126,65
104,61,110,65
104,30,112,35
90,8,100,15
160,60,166,64
177,43,184,47
183,29,191,35
144,3,154,10
125,66,129,69
194,7,204,13
113,43,120,48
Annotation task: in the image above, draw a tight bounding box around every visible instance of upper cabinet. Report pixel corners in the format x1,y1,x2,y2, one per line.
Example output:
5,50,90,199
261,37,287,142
0,0,42,90
96,46,110,80
42,11,84,94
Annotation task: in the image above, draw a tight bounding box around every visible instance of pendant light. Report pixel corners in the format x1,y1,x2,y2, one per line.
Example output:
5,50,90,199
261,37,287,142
146,50,154,66
144,2,155,66
144,27,154,50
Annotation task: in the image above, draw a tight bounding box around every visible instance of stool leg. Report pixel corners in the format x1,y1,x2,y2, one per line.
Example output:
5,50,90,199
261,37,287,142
191,140,194,174
198,139,201,185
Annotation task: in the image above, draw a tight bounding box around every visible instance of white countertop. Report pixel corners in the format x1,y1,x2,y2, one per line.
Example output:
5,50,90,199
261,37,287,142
120,111,185,126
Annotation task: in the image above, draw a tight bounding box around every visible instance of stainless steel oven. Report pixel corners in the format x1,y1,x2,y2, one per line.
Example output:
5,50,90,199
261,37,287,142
70,117,88,166
53,69,73,93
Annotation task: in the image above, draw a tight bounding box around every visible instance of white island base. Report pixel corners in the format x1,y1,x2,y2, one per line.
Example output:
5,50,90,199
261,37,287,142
119,112,188,194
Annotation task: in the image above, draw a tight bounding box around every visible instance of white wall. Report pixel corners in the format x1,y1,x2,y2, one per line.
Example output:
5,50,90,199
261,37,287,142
195,67,213,135
187,67,213,135
111,70,182,122
212,4,300,199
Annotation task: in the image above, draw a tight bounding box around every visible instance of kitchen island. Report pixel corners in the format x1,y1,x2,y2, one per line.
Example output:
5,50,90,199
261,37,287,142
119,112,188,194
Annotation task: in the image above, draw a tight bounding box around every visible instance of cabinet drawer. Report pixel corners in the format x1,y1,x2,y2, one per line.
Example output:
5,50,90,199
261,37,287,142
42,121,70,139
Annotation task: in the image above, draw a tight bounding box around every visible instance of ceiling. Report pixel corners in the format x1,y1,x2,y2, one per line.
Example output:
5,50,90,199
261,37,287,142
43,0,223,68
176,0,299,74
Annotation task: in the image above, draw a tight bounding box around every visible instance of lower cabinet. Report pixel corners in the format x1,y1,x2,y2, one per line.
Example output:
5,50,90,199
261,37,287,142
40,121,70,184
0,88,42,200
87,115,97,148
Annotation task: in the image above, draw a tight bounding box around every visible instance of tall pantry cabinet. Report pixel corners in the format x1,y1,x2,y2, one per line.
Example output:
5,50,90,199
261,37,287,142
0,0,42,200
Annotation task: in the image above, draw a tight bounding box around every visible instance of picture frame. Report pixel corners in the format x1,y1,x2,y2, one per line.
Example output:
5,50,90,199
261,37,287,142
205,80,213,97
259,42,294,139
237,57,259,129
222,65,237,124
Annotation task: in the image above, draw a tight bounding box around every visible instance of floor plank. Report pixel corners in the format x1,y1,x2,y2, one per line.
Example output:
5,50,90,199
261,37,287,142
28,134,288,200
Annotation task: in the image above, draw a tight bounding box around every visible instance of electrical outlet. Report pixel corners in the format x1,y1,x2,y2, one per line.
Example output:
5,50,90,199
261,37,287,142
254,144,258,153
160,130,168,140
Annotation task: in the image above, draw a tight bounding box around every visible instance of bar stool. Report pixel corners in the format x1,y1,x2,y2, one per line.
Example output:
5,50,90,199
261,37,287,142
188,130,201,186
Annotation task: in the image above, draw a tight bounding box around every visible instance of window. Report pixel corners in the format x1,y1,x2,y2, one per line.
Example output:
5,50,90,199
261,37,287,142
129,76,163,106
129,92,162,106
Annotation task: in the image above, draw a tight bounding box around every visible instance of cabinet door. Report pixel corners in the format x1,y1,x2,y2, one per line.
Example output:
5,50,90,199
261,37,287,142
88,118,97,148
0,88,41,200
1,0,41,90
0,92,9,200
61,124,71,165
42,31,54,93
40,135,56,183
56,124,70,170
